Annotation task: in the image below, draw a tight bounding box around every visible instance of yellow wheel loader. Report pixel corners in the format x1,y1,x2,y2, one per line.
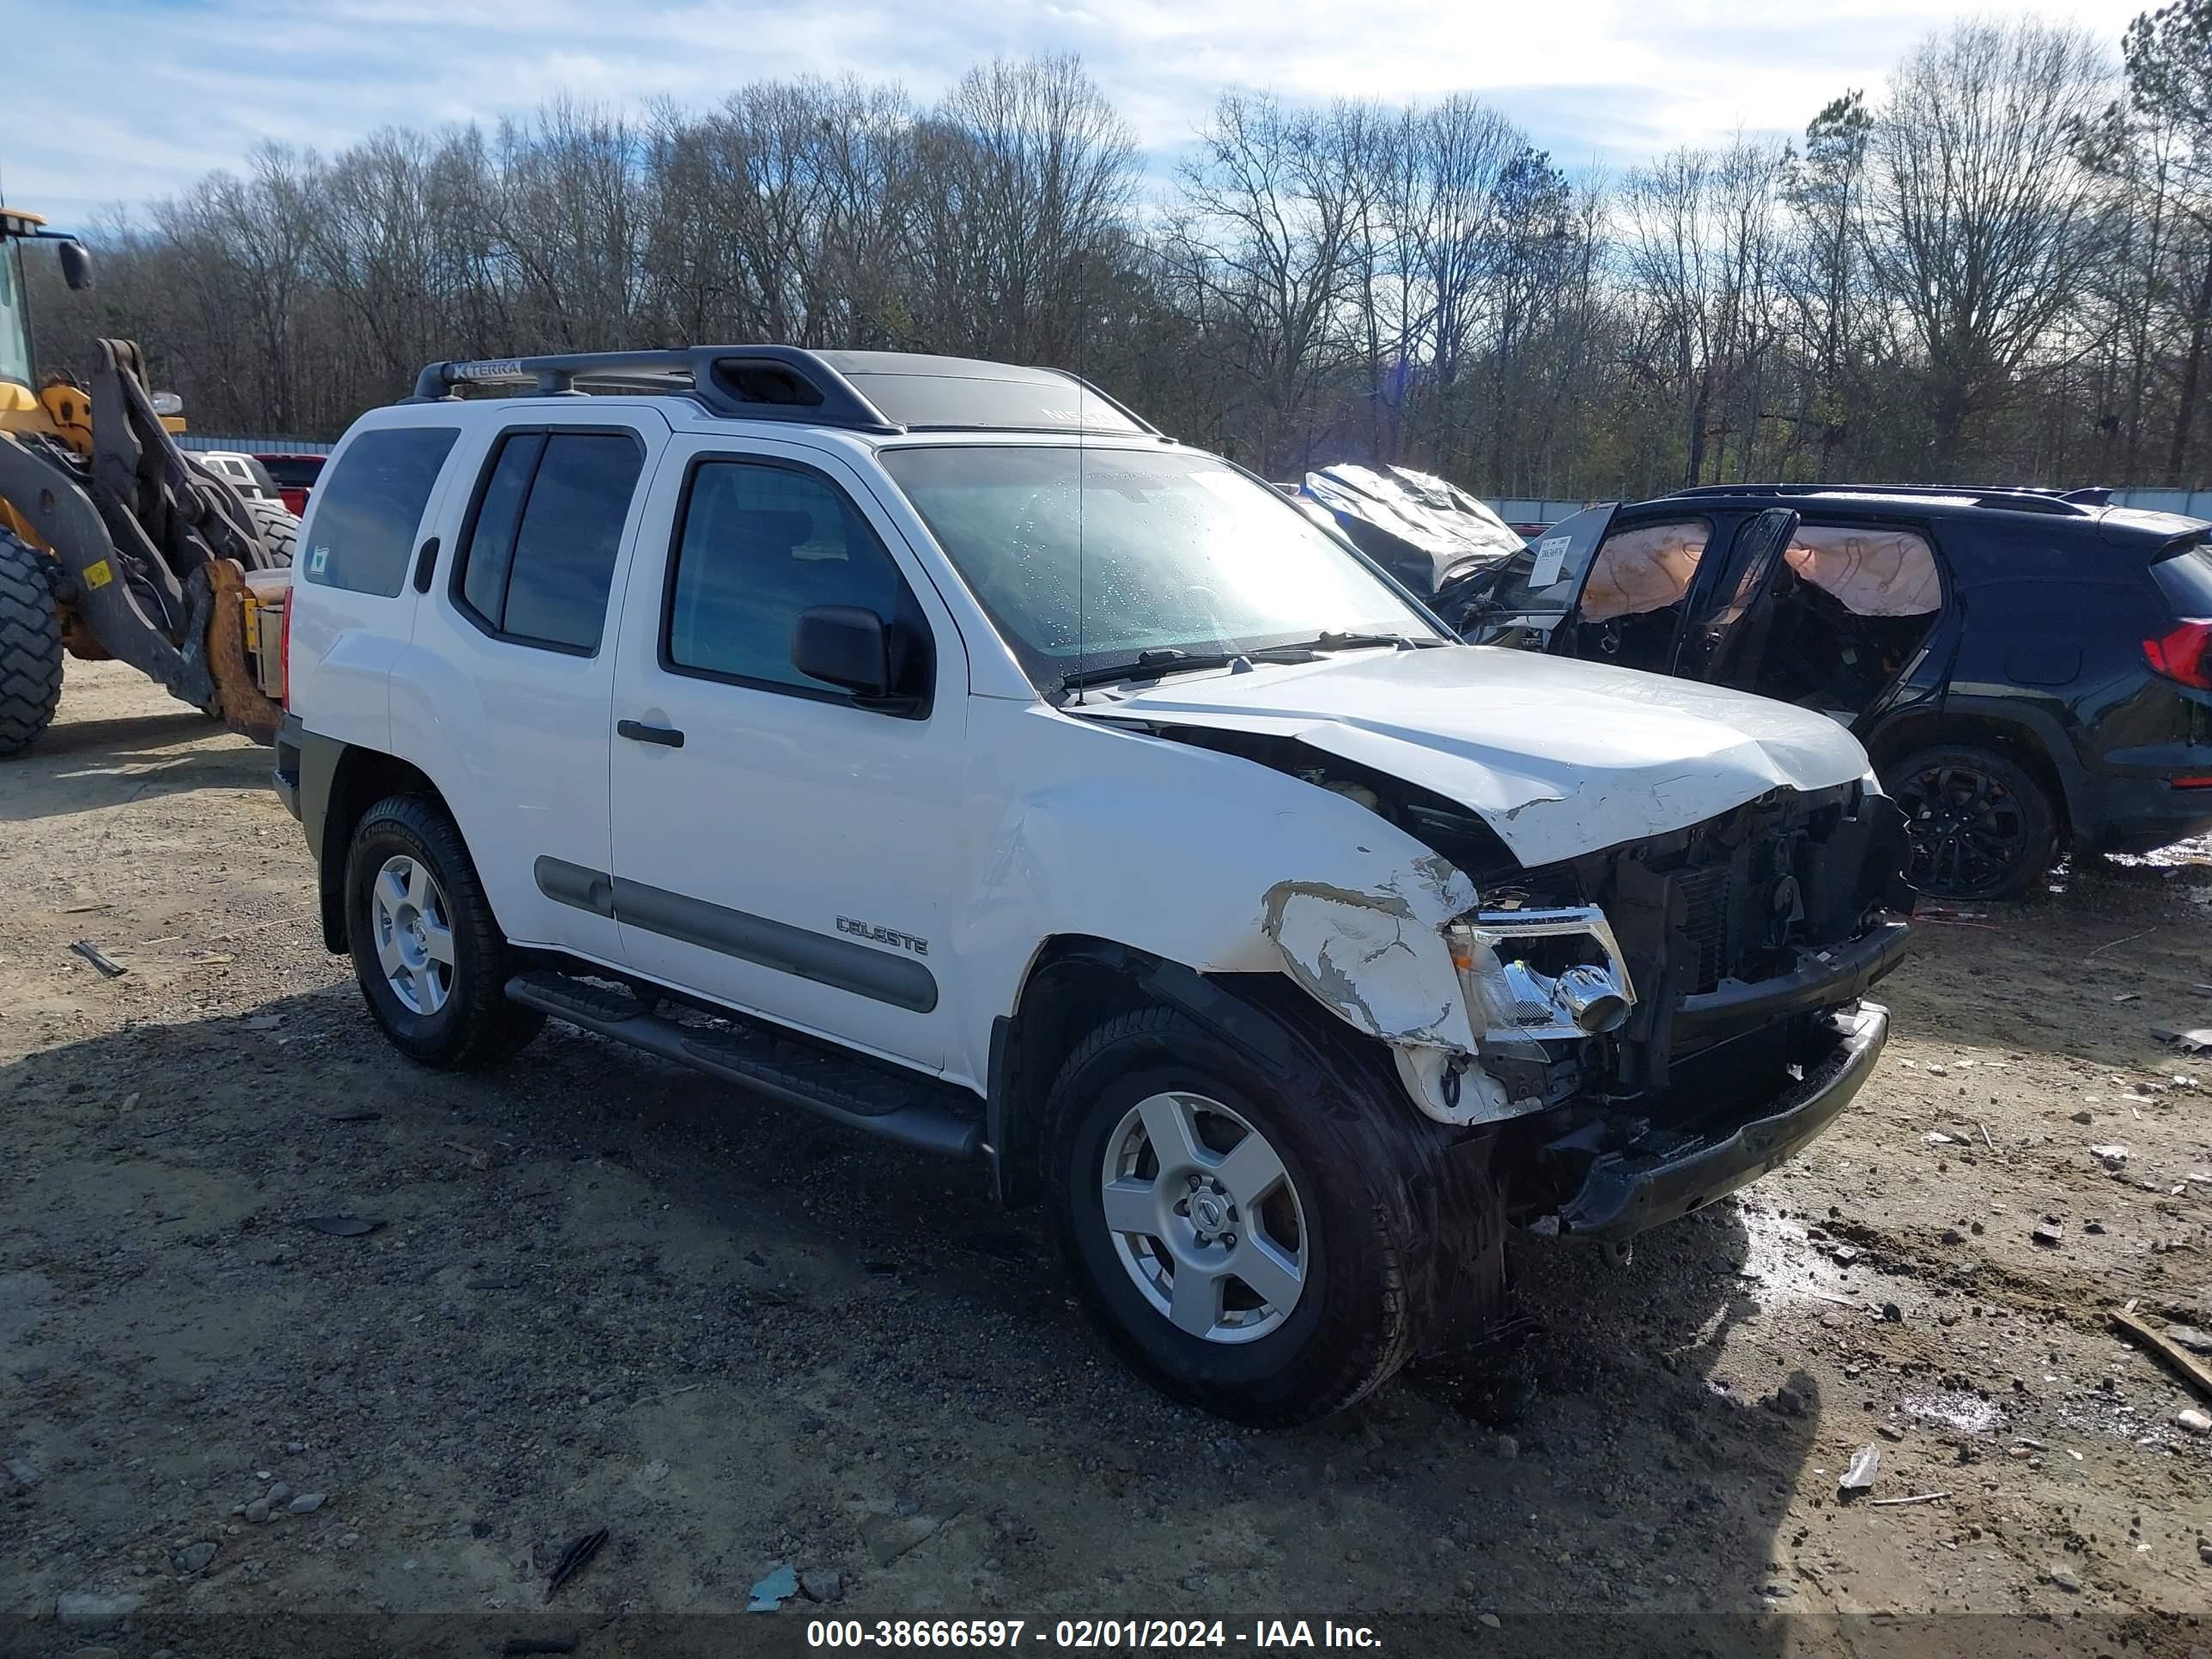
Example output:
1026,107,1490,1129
0,204,290,757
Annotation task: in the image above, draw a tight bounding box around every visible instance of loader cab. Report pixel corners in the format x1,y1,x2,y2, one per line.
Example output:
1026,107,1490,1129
0,210,39,398
0,206,94,410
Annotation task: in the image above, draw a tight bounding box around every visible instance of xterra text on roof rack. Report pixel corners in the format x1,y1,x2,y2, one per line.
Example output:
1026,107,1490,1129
276,348,1913,1424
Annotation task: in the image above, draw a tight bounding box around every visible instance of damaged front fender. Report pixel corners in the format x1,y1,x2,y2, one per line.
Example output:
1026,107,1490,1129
1261,870,1639,1129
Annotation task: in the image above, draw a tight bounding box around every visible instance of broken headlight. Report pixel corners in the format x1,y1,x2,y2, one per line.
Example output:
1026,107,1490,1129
1446,907,1637,1053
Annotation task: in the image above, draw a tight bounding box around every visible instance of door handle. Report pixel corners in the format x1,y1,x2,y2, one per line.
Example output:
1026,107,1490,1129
617,719,685,749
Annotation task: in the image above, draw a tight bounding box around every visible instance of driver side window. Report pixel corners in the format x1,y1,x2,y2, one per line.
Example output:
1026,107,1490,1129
663,459,924,703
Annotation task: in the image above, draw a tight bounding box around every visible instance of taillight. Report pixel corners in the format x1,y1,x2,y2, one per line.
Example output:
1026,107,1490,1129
2142,618,2212,690
278,592,293,708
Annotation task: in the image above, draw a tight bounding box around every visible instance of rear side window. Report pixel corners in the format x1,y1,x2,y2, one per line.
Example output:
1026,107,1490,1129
301,427,459,597
2154,543,2212,615
453,429,644,653
665,459,915,699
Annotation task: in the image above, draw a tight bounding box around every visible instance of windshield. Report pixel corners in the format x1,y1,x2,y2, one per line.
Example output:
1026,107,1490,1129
878,445,1439,686
0,243,31,388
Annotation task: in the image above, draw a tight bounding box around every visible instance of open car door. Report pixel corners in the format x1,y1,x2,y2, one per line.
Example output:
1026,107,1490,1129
1679,507,1801,684
1443,502,1617,650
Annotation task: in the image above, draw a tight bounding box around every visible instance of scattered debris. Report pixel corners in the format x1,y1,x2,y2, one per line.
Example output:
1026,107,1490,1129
1980,1122,1997,1156
2087,926,2154,960
1869,1492,1949,1507
748,1564,800,1612
69,940,126,978
1875,1423,1906,1442
2032,1222,2063,1248
1830,1244,1861,1265
2150,1025,2212,1054
301,1216,382,1237
799,1568,845,1604
325,1112,381,1124
2176,1409,2212,1435
54,1591,144,1627
2163,1325,2212,1354
2088,1145,2130,1169
289,1492,326,1514
1838,1445,1881,1496
2048,1565,2081,1594
544,1528,608,1601
502,1636,580,1656
1881,1301,1904,1323
169,1541,218,1574
2111,1310,2212,1401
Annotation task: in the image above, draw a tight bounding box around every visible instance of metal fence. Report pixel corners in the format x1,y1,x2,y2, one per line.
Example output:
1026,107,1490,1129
173,434,337,455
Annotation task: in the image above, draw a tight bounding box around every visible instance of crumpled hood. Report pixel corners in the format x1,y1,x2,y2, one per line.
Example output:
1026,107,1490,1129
1100,644,1871,866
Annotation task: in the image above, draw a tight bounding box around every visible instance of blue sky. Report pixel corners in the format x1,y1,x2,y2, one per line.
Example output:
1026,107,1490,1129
3,0,2157,228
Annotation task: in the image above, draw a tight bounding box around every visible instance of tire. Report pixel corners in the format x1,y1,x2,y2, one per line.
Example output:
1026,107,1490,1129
240,498,299,569
1043,1001,1492,1425
1889,743,2058,900
0,531,64,759
343,794,544,1068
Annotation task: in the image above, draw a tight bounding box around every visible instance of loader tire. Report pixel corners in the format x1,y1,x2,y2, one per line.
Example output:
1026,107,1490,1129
240,499,300,569
0,532,64,759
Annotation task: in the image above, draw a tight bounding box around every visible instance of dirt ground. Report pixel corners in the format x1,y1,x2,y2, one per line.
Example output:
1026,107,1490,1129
4,660,2212,1658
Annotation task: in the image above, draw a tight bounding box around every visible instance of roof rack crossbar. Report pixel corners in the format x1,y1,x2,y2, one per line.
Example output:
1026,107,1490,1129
408,346,905,434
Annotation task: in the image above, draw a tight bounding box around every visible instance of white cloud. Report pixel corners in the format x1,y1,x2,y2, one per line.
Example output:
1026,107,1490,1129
5,0,2153,224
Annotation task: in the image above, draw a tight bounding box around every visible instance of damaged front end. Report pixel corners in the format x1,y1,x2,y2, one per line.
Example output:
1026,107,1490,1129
1265,775,1913,1243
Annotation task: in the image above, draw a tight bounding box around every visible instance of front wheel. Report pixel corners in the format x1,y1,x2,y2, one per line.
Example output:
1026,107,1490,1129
0,531,64,758
345,795,543,1068
1044,1003,1492,1425
1889,744,2057,900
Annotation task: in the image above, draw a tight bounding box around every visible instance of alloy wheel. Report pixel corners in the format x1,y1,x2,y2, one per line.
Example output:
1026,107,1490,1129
1099,1091,1308,1343
1895,761,2031,897
370,854,457,1015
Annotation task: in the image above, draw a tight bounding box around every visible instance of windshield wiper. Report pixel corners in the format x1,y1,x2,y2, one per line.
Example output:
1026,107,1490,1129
1270,630,1430,653
1054,647,1248,696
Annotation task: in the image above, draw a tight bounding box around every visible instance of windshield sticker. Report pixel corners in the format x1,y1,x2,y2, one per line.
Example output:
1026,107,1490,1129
1528,536,1571,589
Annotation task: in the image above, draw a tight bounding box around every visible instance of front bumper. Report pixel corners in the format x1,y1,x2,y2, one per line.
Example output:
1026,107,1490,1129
1554,1002,1888,1241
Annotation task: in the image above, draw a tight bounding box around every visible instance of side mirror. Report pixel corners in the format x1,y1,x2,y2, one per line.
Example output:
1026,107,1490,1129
57,240,93,291
792,605,891,700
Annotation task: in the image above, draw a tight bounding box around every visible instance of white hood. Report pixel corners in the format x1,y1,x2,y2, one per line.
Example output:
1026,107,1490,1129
1097,644,1869,866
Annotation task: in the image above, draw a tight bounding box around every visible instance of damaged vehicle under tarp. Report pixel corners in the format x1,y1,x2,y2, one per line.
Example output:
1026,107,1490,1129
1081,643,1914,1244
1299,462,1528,599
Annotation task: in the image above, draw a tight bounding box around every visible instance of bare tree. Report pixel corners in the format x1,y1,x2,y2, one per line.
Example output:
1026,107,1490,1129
1864,19,2113,471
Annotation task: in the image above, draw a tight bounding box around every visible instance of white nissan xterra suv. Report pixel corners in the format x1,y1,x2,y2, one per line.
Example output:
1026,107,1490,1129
275,347,1912,1425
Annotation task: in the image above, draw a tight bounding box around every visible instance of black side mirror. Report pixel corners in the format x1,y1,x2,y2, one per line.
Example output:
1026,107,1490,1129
793,605,891,700
57,240,93,292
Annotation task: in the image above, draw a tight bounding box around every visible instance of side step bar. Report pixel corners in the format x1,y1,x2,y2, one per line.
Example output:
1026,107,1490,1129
505,971,982,1159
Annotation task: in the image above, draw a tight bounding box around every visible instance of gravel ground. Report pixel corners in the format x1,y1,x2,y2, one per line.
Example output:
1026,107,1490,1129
3,660,2212,1657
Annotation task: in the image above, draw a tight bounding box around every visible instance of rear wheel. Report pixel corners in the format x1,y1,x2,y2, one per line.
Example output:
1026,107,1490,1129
1044,1003,1487,1425
1890,744,2057,900
0,532,64,758
240,499,300,569
345,795,543,1068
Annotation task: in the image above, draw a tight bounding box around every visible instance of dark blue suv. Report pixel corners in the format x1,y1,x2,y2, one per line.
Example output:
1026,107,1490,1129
1447,484,2212,898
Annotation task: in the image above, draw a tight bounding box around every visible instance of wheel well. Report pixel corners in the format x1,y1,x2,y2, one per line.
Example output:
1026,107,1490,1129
988,934,1395,1210
1864,713,2073,843
317,748,446,952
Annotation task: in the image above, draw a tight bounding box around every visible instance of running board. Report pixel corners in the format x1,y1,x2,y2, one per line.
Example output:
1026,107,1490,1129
505,971,982,1159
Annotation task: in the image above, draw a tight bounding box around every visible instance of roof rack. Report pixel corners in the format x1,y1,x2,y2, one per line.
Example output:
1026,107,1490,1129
409,346,905,434
1668,481,2103,517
